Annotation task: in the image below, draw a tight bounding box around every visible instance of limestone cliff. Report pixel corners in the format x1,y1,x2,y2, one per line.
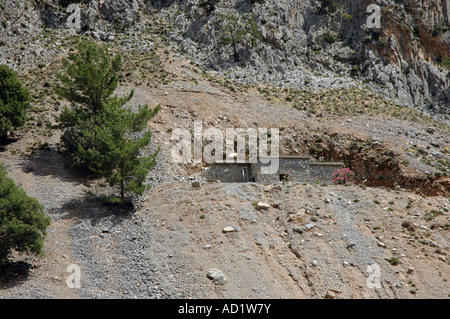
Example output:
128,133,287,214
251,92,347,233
0,0,449,120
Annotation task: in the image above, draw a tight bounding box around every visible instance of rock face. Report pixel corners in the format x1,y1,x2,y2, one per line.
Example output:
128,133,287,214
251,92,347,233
98,0,141,26
0,0,448,120
160,0,449,121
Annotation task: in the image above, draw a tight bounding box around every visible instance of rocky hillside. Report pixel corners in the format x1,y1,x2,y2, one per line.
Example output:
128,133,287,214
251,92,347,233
1,0,450,119
163,0,450,120
0,0,449,299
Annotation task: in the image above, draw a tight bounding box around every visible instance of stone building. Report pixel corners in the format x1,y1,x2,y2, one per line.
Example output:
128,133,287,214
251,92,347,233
203,155,344,183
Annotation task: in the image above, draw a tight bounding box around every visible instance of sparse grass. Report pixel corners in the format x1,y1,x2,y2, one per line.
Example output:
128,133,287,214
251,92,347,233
388,257,400,265
256,86,449,130
406,199,414,209
100,196,131,207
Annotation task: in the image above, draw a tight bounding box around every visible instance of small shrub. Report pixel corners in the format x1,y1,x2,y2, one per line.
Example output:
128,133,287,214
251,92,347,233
0,164,50,262
0,64,31,138
388,257,400,266
332,167,356,185
101,196,129,207
401,221,415,231
323,30,339,43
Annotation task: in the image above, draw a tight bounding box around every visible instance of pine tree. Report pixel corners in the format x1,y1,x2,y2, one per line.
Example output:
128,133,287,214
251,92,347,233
91,95,161,200
0,64,31,139
215,13,261,62
55,38,122,120
0,163,51,263
55,38,160,201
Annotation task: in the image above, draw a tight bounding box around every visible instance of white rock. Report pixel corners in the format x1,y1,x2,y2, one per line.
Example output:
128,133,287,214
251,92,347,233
222,226,236,233
207,269,227,285
255,202,270,210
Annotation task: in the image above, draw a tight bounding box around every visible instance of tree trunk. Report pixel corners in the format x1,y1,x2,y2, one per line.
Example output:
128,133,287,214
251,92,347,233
119,168,125,200
120,179,124,200
232,41,239,62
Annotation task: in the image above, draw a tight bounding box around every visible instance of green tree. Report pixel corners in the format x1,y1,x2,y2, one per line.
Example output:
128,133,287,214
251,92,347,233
0,163,51,263
67,94,160,200
103,98,161,200
55,39,160,201
55,38,122,121
317,0,338,14
215,13,261,62
0,65,31,139
198,0,221,13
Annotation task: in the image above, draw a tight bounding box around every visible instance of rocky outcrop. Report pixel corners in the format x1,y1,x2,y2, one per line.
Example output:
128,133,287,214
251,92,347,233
158,0,449,121
0,0,448,121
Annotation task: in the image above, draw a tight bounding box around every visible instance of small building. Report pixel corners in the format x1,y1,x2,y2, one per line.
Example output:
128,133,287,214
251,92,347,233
204,155,344,183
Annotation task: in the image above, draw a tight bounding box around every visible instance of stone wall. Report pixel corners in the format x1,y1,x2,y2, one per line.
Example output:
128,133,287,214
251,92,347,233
203,157,344,184
309,162,344,183
256,156,311,183
204,163,252,182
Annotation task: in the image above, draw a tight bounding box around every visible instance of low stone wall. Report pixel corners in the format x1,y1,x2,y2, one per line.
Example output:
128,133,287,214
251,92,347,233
256,156,311,183
203,157,344,184
204,163,252,183
309,162,344,183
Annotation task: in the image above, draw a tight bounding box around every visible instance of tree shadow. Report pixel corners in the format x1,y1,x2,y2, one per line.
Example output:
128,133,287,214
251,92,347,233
54,191,136,229
0,260,33,290
16,144,136,225
0,137,19,152
18,146,95,184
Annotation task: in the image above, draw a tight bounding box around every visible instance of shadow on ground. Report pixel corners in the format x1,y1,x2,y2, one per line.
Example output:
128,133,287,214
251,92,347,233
0,261,33,290
54,192,136,228
18,147,95,184
0,137,19,152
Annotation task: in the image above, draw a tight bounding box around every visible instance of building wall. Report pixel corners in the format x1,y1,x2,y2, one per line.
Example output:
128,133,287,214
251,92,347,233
204,163,252,183
203,158,344,184
309,163,343,183
257,157,310,183
279,157,311,182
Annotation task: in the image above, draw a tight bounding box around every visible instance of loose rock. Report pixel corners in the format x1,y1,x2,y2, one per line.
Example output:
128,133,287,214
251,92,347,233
255,202,270,210
207,269,227,285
